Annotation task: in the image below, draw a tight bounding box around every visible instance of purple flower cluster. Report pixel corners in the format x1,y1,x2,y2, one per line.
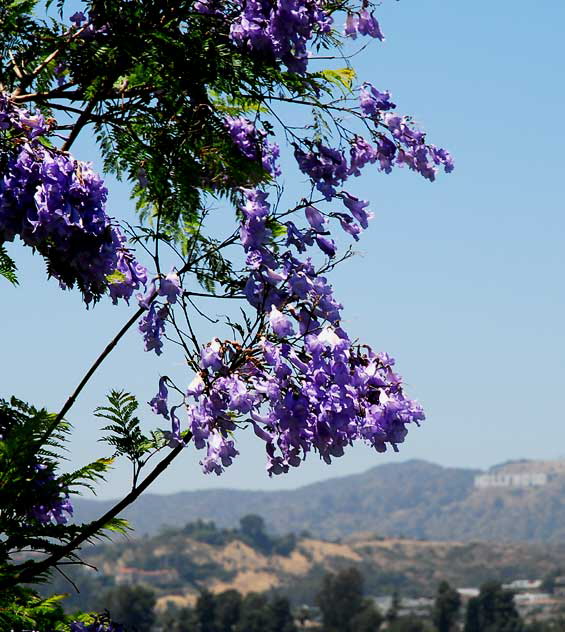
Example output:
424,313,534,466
153,187,423,476
139,304,169,355
0,96,147,304
227,0,333,73
384,113,454,181
294,80,454,190
359,82,396,117
137,269,181,355
226,116,281,176
28,463,73,525
0,93,49,139
294,143,348,200
69,10,109,40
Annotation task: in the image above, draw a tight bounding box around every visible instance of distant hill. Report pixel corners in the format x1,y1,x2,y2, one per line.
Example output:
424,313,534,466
74,459,565,542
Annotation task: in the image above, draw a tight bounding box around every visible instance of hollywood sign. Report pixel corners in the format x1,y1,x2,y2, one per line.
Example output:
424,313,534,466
474,473,548,488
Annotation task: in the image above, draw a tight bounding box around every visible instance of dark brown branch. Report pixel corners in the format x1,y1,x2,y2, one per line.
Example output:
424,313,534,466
40,302,152,444
61,99,98,152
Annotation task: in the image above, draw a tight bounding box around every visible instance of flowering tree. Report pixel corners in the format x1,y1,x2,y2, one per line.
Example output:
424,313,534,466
0,0,452,627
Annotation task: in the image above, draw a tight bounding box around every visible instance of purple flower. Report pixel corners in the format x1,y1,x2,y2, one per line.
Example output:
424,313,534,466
375,137,397,173
229,0,332,73
344,13,358,38
336,214,361,240
226,117,281,177
70,11,86,26
349,136,377,176
201,339,223,370
28,463,73,525
226,117,258,160
305,206,326,232
149,376,169,419
158,269,181,304
341,192,372,229
269,306,295,337
315,236,336,258
200,432,239,475
187,373,205,397
357,10,384,40
163,406,185,448
0,96,147,305
70,615,124,632
359,83,396,117
285,221,314,252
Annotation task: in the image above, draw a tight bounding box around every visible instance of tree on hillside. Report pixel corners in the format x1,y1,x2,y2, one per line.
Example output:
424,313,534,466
0,0,452,627
239,514,273,553
316,567,365,632
102,584,156,632
215,590,243,632
432,581,461,632
388,616,430,632
266,595,297,632
195,590,218,632
351,601,384,632
235,593,272,632
464,581,524,632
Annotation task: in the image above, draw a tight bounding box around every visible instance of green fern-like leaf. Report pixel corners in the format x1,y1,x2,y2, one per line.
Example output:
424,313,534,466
95,390,151,462
62,457,114,495
0,245,18,285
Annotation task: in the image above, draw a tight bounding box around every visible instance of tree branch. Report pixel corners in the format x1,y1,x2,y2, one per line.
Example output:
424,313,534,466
61,98,98,152
40,300,153,445
12,435,191,586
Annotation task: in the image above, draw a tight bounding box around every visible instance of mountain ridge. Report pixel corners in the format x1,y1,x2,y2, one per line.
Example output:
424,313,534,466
73,458,565,542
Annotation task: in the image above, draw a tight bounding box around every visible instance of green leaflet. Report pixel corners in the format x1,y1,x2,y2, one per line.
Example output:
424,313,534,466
0,245,18,285
318,67,357,94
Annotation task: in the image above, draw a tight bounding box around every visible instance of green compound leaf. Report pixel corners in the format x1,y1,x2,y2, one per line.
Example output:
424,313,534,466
0,245,18,285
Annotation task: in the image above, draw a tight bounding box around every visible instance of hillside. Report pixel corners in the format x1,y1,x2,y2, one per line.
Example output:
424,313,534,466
74,459,565,542
51,523,565,612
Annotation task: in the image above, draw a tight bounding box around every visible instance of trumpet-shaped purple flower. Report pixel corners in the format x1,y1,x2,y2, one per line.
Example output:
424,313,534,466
360,83,396,117
158,269,181,304
357,10,384,40
149,376,169,419
315,235,337,258
349,137,377,176
269,306,295,337
344,9,384,40
201,339,224,370
341,192,372,229
305,205,326,232
201,432,239,475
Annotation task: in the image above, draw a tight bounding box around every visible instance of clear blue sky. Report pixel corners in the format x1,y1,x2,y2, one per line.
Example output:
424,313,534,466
3,0,564,499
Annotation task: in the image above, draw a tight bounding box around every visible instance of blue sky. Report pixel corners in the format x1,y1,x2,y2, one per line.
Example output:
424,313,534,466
3,0,564,499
